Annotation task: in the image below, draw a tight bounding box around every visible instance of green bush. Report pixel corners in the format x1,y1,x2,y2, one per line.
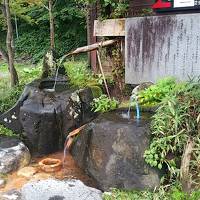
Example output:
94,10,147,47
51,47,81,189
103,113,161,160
144,81,200,182
138,77,177,106
0,85,23,113
14,26,49,63
91,94,119,113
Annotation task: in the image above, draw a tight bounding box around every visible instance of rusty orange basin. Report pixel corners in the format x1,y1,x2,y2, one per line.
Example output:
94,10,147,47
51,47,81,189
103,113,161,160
39,158,62,173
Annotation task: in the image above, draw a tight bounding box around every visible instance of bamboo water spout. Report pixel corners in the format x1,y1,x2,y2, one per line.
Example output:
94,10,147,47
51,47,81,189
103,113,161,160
59,39,119,66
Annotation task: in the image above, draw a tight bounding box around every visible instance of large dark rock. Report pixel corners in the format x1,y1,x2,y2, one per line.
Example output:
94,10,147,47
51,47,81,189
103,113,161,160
0,77,97,156
19,87,74,156
0,136,31,174
71,110,161,191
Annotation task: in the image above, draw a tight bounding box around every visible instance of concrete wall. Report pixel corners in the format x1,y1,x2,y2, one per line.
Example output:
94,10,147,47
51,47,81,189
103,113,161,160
125,13,200,84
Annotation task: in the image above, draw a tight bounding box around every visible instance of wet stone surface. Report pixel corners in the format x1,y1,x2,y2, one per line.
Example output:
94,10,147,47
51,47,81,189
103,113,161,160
71,109,161,191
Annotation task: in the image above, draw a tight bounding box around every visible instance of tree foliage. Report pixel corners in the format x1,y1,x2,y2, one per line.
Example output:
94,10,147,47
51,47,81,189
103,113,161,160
0,0,87,63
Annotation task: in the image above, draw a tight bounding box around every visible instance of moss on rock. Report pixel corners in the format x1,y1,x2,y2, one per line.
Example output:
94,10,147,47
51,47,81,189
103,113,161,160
88,85,103,98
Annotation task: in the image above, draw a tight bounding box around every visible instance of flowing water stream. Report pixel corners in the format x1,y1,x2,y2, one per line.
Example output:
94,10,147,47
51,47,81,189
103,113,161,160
63,138,69,166
127,95,141,120
43,66,60,93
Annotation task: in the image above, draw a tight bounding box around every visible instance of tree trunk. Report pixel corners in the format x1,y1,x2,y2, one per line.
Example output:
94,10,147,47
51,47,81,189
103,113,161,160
49,0,55,49
4,0,19,86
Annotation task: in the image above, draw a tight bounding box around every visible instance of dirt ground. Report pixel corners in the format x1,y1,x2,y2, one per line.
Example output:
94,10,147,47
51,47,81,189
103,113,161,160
0,151,96,193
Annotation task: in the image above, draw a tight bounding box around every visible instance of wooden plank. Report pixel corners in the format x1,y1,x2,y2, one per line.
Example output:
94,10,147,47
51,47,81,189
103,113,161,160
94,18,125,36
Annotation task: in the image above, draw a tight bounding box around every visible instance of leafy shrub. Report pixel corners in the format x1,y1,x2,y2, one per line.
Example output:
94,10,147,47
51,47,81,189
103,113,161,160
97,0,129,19
15,29,49,63
91,95,119,113
144,81,200,182
138,77,177,106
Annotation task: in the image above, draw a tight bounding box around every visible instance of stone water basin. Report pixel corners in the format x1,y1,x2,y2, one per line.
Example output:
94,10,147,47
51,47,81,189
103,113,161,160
71,109,161,191
0,77,96,157
38,76,69,93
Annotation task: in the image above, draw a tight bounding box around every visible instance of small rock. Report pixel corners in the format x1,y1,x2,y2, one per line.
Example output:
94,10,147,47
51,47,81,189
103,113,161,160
0,190,22,200
33,173,52,180
0,178,6,188
132,82,154,95
0,136,31,174
17,167,37,178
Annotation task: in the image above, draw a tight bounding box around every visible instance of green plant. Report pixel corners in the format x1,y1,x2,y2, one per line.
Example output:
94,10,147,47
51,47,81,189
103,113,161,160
103,184,200,200
138,77,177,106
0,124,19,137
144,81,200,183
91,94,119,113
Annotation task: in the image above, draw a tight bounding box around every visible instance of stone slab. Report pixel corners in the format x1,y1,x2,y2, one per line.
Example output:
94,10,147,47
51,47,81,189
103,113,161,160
1,179,102,200
125,13,200,84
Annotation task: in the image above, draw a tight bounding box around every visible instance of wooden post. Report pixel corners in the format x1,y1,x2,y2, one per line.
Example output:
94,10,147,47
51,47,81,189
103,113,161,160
97,50,111,99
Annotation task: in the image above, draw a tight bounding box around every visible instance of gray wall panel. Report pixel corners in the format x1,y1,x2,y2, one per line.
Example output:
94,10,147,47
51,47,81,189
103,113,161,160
125,14,200,84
